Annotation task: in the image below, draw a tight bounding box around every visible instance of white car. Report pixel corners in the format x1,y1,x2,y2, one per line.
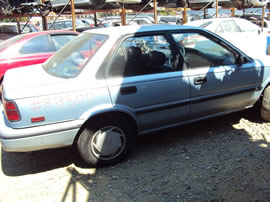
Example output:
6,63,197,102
185,17,268,57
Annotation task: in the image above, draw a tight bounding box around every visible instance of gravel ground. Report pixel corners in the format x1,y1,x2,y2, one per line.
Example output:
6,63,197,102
1,106,270,202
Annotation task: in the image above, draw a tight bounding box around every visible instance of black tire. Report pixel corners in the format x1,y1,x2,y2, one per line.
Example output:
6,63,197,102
261,86,270,121
77,115,135,167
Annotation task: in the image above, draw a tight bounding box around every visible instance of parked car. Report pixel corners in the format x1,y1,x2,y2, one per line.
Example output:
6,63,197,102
1,24,270,167
126,16,153,25
185,17,268,56
80,18,95,27
103,19,138,26
239,13,270,34
0,30,78,81
47,19,88,30
0,22,39,41
158,15,182,24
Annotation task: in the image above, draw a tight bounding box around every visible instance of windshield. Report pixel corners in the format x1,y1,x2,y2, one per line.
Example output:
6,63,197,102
43,32,108,78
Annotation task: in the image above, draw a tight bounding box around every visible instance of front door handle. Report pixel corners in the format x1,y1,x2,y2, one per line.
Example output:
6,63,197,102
120,86,137,95
194,77,207,85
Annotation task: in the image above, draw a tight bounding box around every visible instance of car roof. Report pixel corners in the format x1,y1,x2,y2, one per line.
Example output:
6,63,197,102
48,19,83,23
22,30,78,36
186,17,249,25
9,30,79,41
84,24,202,36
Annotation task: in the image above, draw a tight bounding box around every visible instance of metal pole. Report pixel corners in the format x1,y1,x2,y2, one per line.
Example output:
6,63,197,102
182,7,187,24
16,17,21,34
41,0,48,30
231,7,235,17
121,6,126,26
94,12,98,27
71,0,76,31
215,0,218,18
262,5,265,28
204,8,207,19
153,0,157,24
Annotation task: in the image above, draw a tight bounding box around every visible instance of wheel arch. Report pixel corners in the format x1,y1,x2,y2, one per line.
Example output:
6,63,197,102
259,83,270,101
73,110,139,145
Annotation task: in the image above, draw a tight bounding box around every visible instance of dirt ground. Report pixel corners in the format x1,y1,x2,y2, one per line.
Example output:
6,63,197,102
1,106,270,202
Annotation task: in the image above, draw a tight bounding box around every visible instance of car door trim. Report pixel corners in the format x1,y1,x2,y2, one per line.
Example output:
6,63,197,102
135,99,190,115
191,86,256,104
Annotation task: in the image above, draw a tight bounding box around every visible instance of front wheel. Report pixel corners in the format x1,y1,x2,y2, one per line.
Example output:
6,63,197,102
261,86,270,121
77,115,135,167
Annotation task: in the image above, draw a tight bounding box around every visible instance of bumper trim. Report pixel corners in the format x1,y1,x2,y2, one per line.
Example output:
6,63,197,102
0,102,84,152
1,128,79,152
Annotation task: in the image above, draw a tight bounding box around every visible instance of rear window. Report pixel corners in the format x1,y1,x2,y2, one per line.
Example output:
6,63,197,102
43,32,108,78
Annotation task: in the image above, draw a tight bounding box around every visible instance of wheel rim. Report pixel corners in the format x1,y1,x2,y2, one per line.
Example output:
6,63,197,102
91,126,126,160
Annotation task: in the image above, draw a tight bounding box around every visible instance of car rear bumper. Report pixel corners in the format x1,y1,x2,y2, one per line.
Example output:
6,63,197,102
0,128,80,152
0,103,83,152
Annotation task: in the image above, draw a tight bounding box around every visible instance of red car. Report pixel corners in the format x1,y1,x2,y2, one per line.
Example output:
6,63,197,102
0,30,79,81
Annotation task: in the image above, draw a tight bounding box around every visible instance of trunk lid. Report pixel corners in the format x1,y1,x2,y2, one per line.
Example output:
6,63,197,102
3,64,73,100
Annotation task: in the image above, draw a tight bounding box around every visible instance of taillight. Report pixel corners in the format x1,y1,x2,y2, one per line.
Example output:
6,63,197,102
4,100,20,121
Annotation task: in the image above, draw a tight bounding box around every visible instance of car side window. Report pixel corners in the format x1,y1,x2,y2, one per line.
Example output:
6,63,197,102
64,21,73,28
20,35,54,54
172,33,236,69
219,20,238,33
55,22,64,30
51,34,76,51
237,19,259,33
108,34,178,78
215,24,224,33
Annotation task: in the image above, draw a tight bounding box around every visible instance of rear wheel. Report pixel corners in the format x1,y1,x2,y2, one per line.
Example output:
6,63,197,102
261,86,270,121
77,115,135,167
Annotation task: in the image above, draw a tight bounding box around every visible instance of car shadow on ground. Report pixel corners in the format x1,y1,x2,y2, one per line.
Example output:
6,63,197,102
2,106,270,200
1,145,89,176
0,104,266,176
57,107,270,201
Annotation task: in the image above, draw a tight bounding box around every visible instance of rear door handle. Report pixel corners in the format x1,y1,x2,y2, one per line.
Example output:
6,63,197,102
194,77,207,85
120,86,137,95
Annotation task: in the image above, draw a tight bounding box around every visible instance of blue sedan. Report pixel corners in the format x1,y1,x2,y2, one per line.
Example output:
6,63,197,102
1,24,270,167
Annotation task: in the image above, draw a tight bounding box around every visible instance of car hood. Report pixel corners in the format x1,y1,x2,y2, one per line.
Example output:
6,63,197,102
3,64,74,100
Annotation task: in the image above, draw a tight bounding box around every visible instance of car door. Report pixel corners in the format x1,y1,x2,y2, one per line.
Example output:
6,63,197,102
171,31,256,120
106,33,190,133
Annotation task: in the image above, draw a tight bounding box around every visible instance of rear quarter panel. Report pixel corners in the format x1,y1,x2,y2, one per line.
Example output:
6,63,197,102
10,86,112,129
